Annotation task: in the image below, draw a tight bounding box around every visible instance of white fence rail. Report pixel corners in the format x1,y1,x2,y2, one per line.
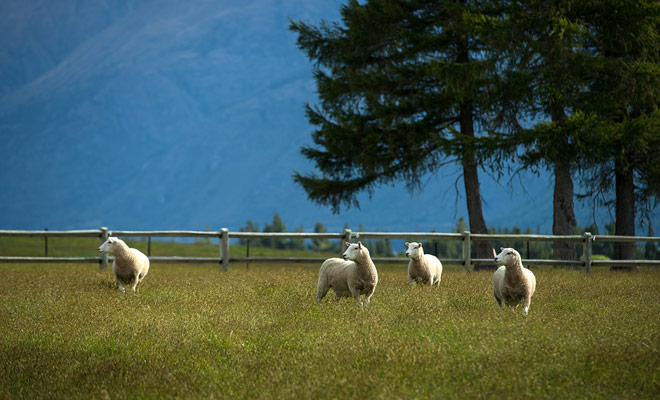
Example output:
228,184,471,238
1,227,659,272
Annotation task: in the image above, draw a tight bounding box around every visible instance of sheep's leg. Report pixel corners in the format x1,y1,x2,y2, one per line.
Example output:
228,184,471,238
315,272,331,303
349,286,363,306
130,272,140,292
494,295,503,311
115,275,125,293
364,287,375,306
316,283,330,303
135,273,145,292
522,297,531,316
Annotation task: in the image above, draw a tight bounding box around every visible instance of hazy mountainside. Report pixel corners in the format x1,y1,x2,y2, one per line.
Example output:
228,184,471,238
0,1,653,235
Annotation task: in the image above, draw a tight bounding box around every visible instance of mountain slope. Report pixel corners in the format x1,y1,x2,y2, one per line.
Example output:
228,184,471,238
0,1,654,235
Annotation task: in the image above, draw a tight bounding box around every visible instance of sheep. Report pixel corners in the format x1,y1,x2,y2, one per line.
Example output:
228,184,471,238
98,237,150,293
316,241,378,306
493,247,536,316
404,242,442,286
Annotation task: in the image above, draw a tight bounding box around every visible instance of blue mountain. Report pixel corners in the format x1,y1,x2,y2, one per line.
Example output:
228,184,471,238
0,0,653,235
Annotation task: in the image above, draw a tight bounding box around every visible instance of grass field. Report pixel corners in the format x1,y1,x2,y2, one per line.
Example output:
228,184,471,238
0,262,659,399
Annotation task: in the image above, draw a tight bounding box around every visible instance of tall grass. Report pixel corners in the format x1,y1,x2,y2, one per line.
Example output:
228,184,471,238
0,263,658,399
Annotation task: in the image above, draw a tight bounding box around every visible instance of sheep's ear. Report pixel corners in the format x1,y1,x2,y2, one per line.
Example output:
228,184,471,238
418,243,423,248
345,242,351,247
500,247,504,251
357,241,362,249
404,242,409,247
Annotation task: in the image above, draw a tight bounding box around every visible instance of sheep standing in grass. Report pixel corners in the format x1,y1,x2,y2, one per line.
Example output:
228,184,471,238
493,247,536,316
405,242,442,286
98,237,150,293
316,242,378,306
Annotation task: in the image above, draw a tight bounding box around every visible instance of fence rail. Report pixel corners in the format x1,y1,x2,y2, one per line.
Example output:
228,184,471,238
1,227,659,272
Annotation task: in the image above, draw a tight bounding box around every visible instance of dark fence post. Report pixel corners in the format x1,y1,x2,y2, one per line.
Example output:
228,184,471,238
584,232,593,273
246,239,250,269
526,241,530,259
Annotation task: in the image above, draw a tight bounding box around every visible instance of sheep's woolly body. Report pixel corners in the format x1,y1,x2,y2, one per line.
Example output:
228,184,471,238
405,242,442,286
99,238,150,292
493,247,536,315
316,242,378,306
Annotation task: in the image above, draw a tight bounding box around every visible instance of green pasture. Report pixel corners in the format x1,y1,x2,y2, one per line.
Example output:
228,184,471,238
0,235,340,259
0,260,658,399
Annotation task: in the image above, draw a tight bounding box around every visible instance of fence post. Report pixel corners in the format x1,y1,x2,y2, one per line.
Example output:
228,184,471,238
341,228,352,255
246,239,250,269
462,231,471,272
220,228,229,272
583,232,593,273
99,227,109,270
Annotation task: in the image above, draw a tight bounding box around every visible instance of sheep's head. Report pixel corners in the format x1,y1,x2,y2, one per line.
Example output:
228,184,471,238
98,237,124,254
495,247,521,267
343,242,367,261
404,242,423,260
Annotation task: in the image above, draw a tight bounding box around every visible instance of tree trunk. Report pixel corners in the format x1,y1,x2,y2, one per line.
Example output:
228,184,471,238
456,30,492,271
552,159,577,266
550,107,577,268
459,105,493,270
612,157,637,270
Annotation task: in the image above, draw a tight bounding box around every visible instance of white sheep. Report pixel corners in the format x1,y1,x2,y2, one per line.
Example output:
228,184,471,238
404,242,442,286
98,237,150,293
493,247,536,316
316,241,378,306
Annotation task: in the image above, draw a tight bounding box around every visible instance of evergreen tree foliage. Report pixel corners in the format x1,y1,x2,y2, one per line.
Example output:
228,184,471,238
355,225,394,257
489,0,595,263
290,225,306,251
289,0,500,262
489,0,659,264
239,220,260,246
308,221,339,252
261,213,288,249
574,0,660,263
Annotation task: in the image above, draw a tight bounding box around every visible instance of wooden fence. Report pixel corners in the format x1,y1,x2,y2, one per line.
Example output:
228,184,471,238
0,227,659,272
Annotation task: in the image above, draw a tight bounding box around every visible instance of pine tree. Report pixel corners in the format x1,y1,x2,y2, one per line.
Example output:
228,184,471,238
239,220,260,246
262,213,288,249
494,0,659,268
491,0,592,265
308,221,338,252
289,225,306,250
290,0,500,266
573,0,660,267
